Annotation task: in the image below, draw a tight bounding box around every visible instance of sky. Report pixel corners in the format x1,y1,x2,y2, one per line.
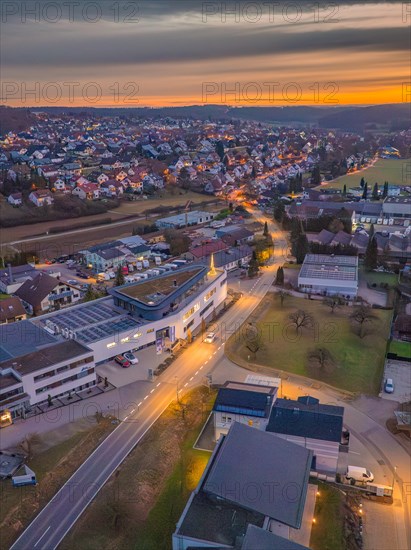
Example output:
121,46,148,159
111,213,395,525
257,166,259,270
1,1,410,107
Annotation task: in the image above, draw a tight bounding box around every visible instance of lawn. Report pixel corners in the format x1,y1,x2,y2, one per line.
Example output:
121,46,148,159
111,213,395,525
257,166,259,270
225,293,392,394
60,387,216,550
310,482,345,550
1,417,115,550
318,159,410,190
389,340,411,359
359,267,398,288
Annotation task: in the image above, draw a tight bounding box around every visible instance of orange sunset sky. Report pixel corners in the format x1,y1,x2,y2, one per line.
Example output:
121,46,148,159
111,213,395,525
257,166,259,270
1,1,410,107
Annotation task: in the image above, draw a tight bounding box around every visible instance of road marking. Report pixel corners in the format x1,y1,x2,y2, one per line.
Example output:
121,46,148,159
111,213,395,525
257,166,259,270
209,355,212,360
130,409,135,414
156,382,161,387
199,366,204,370
349,451,361,455
137,402,142,407
195,371,199,375
144,396,148,400
218,346,222,350
178,389,183,393
213,351,217,355
34,526,51,548
124,415,129,421
150,389,155,394
184,382,188,387
205,360,208,364
189,377,193,381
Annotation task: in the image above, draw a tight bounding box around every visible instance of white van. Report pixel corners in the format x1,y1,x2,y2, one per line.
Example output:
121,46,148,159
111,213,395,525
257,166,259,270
346,465,374,483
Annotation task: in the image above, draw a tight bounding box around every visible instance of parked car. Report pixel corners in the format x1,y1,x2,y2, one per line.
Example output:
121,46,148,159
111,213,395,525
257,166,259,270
66,279,79,285
123,352,138,364
384,378,394,393
204,332,216,343
114,355,131,368
76,272,89,279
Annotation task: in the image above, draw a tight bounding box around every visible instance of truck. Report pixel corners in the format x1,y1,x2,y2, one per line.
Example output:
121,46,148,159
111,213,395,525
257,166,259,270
142,259,150,268
154,256,162,266
136,262,143,270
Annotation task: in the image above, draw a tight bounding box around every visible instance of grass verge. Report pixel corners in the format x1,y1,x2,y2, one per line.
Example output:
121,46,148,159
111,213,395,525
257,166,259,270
310,482,345,550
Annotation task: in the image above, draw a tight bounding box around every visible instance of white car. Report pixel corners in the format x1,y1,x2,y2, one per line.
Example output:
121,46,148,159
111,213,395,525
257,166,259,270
123,352,139,364
204,332,216,344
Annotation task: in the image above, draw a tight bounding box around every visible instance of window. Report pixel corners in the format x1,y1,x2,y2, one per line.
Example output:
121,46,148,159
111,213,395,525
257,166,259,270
222,415,232,423
204,287,216,302
183,302,200,322
107,342,116,349
220,277,227,287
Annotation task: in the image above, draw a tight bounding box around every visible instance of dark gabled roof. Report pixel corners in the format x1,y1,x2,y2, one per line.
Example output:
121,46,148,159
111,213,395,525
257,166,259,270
15,272,59,307
213,385,273,418
0,297,26,322
241,525,310,550
267,397,344,443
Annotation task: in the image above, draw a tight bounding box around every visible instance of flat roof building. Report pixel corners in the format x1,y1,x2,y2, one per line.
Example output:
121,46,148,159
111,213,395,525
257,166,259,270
298,254,358,298
155,210,216,229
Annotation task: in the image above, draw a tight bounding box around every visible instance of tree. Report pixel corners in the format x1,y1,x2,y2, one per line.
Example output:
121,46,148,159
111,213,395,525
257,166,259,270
84,285,96,302
364,235,378,270
382,181,389,199
263,221,269,237
311,165,321,185
248,250,259,278
307,348,336,373
19,433,41,460
47,394,53,407
342,184,347,196
372,182,379,200
369,223,375,239
115,265,125,286
294,233,309,264
350,305,377,338
215,140,225,161
178,166,191,190
288,309,314,334
360,177,365,188
275,266,284,285
362,182,368,200
273,201,285,223
278,289,289,307
164,228,191,255
323,295,342,313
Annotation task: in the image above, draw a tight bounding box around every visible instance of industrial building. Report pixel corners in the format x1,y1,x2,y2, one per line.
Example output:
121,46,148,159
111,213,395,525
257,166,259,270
298,254,358,298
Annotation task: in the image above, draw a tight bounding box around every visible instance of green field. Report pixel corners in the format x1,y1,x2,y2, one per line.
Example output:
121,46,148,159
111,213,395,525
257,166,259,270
389,340,411,359
225,294,392,394
318,159,410,190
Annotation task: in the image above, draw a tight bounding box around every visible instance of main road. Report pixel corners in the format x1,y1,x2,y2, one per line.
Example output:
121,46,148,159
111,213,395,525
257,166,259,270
10,214,288,550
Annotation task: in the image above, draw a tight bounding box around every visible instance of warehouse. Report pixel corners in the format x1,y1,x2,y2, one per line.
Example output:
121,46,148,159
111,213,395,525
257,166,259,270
298,254,358,298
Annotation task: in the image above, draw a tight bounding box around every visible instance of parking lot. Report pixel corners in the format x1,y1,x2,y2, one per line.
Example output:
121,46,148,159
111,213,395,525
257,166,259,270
96,346,170,388
380,359,411,403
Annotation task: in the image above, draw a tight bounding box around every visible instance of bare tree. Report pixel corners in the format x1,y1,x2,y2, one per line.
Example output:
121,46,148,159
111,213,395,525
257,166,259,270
308,348,336,373
278,289,289,307
20,433,41,460
350,305,377,338
288,309,314,334
323,295,343,314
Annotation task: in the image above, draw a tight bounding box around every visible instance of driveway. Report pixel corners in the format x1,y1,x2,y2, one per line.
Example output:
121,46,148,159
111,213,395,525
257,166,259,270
380,359,411,403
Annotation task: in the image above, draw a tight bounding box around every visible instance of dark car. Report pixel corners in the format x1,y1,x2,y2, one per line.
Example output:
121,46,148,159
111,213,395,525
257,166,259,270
114,355,131,368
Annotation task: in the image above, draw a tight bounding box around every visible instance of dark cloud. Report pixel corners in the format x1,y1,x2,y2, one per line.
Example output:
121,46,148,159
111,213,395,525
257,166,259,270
2,23,409,68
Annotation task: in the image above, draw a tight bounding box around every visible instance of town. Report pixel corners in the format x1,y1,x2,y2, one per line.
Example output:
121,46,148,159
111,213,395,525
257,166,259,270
0,105,409,550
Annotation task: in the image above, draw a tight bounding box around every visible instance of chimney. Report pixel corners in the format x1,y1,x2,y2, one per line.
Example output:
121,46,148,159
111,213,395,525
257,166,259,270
7,264,13,283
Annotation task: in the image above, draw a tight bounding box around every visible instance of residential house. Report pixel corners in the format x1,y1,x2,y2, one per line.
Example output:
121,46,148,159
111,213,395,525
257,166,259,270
28,189,54,207
202,245,253,271
0,264,37,294
0,297,27,324
185,240,228,261
212,381,278,440
15,272,82,315
72,182,100,200
7,193,23,207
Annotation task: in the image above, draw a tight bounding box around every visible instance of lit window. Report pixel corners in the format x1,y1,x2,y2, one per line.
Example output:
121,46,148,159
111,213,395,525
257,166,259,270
121,337,130,343
107,342,116,349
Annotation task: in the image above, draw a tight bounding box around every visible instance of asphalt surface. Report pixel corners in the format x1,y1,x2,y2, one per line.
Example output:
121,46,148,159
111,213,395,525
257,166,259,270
10,213,287,550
